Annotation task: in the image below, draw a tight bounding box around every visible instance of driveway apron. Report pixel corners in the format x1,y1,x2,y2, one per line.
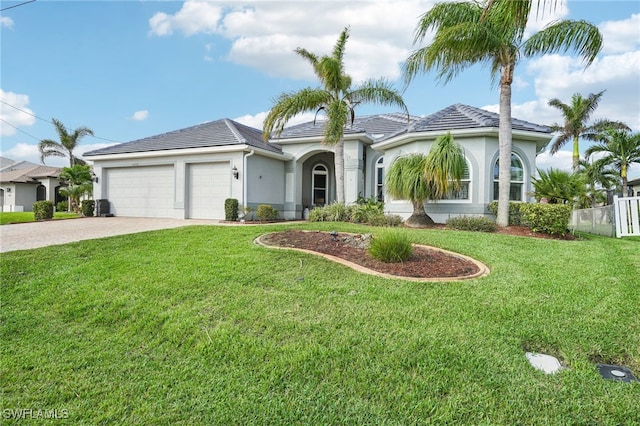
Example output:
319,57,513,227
0,217,220,253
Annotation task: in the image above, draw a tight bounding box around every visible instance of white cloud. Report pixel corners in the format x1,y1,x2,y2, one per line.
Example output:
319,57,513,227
535,150,572,172
233,111,318,131
149,1,224,36
1,16,14,29
599,13,640,54
149,0,433,82
0,142,118,167
0,89,37,136
131,110,149,121
526,50,640,130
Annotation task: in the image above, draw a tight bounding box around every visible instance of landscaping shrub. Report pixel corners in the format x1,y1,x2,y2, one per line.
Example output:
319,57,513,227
308,203,350,222
81,200,95,217
224,198,239,221
33,201,54,221
446,216,497,232
487,201,525,225
351,202,384,223
519,203,572,236
308,202,403,227
56,200,68,212
256,204,279,221
368,230,413,263
308,207,328,222
367,214,404,227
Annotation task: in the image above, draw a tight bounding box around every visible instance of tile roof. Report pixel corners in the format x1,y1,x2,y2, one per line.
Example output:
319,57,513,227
0,165,62,184
398,103,551,136
84,119,282,157
275,112,416,142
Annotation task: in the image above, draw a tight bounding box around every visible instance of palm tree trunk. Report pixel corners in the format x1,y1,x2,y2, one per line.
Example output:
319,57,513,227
497,66,514,227
335,139,345,203
572,135,580,173
405,200,434,227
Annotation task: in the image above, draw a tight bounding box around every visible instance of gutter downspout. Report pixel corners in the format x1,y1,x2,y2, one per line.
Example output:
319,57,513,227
243,149,255,211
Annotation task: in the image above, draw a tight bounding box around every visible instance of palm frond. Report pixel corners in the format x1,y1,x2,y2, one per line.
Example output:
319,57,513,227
522,19,602,65
349,79,409,120
424,132,466,199
262,89,332,140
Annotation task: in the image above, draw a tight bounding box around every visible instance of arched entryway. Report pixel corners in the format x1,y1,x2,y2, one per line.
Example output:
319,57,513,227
301,152,335,208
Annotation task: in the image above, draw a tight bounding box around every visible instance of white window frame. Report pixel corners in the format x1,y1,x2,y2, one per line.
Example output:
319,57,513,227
440,159,472,203
375,156,385,202
312,164,328,206
493,152,525,202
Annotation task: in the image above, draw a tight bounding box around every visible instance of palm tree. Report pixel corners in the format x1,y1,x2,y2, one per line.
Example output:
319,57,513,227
403,0,602,226
385,132,465,227
263,27,409,203
585,129,640,193
548,91,629,173
58,164,93,213
530,168,585,205
38,118,94,166
576,158,618,207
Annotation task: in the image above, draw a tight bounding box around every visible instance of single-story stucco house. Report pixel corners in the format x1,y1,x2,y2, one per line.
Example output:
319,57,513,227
627,177,640,197
0,158,64,212
84,104,552,222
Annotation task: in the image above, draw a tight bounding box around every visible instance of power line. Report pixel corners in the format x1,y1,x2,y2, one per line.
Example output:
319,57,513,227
0,0,36,12
0,118,41,142
0,99,122,143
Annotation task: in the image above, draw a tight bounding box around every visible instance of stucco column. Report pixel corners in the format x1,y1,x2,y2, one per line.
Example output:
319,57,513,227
283,160,299,219
343,140,364,204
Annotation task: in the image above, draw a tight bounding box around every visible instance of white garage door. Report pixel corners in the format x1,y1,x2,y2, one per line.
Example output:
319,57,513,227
188,162,230,219
106,165,174,218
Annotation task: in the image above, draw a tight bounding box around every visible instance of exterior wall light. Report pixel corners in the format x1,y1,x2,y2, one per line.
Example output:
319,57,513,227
232,165,239,180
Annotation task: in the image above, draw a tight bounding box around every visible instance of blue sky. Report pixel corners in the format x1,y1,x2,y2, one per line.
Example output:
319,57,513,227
1,0,639,178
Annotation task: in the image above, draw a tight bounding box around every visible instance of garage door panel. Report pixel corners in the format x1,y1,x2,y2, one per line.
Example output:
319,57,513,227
188,163,229,219
106,166,174,218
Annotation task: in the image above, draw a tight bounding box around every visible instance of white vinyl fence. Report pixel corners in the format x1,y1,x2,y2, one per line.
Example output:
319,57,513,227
613,195,640,238
570,205,615,237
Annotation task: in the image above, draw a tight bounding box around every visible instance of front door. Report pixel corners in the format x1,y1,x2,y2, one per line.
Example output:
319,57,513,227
312,164,328,206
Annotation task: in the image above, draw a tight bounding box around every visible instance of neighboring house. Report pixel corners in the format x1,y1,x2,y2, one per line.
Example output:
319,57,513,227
627,177,640,197
0,157,64,212
84,104,552,222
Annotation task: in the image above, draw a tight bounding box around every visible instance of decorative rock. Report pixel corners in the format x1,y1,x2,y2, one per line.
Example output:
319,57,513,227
526,352,563,374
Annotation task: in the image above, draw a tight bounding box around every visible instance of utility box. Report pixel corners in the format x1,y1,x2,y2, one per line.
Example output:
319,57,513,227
96,199,110,217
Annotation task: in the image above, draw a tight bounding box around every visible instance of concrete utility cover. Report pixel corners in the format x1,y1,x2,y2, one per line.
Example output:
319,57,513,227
526,352,563,374
596,364,639,383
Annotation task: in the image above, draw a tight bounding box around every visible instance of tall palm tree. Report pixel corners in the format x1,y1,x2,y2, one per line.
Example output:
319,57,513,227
548,91,629,173
385,132,465,227
38,118,94,166
403,0,602,226
263,27,409,203
585,129,640,192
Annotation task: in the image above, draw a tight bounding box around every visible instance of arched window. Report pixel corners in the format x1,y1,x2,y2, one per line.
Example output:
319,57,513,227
36,184,47,201
443,159,470,200
312,164,328,206
376,157,385,202
493,153,525,201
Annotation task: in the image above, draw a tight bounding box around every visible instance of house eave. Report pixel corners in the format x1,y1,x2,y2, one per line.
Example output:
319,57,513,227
372,127,552,151
84,144,290,162
269,132,372,145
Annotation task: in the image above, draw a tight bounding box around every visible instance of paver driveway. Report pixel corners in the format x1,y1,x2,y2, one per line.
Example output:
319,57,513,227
0,217,220,253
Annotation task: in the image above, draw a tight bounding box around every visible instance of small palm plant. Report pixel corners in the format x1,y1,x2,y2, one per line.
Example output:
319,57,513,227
385,132,465,227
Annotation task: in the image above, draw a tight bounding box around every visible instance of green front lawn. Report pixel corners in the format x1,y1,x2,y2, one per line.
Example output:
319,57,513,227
0,211,80,225
1,223,638,424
